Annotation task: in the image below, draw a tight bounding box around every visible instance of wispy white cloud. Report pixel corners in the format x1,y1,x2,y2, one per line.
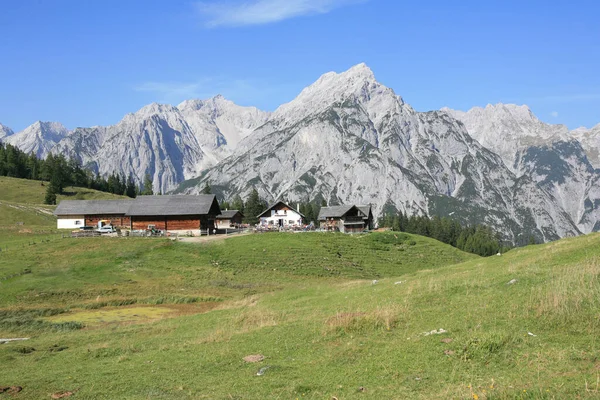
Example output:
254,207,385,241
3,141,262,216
550,111,559,118
195,0,365,27
134,76,296,109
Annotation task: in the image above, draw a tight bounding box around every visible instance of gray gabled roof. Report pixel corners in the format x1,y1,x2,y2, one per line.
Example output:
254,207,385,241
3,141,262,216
54,200,133,216
357,205,373,219
216,210,243,219
318,205,357,220
126,195,219,216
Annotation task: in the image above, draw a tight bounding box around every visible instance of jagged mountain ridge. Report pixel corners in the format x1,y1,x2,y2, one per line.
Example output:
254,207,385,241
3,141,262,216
16,98,270,193
0,123,13,139
176,64,582,243
572,123,600,167
444,105,600,234
4,121,70,158
1,63,598,242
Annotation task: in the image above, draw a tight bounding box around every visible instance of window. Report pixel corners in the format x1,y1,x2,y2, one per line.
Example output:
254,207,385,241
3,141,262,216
75,220,81,225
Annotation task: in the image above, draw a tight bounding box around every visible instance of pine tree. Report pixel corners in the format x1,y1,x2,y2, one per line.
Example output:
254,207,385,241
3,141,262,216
49,167,65,195
244,188,265,225
201,182,212,194
310,202,321,225
141,173,153,195
231,194,244,213
125,175,137,198
220,200,231,210
44,184,57,205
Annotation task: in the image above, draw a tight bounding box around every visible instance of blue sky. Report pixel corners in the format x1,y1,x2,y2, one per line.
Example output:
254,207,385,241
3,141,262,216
1,0,599,131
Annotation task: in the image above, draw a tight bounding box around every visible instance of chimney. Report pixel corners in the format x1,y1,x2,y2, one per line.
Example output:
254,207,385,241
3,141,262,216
297,203,300,212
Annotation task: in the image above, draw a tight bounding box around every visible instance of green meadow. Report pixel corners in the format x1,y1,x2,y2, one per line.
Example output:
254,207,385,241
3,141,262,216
0,178,599,399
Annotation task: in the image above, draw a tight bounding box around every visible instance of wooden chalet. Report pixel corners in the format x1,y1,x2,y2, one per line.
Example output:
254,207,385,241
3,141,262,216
318,205,368,233
54,195,221,235
215,210,244,228
357,205,374,230
257,201,304,228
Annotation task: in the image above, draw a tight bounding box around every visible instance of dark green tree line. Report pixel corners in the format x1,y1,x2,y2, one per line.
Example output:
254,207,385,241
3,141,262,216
0,142,142,204
378,210,507,257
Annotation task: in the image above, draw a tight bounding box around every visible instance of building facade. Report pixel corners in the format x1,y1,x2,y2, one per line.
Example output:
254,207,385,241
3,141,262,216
54,195,221,235
257,201,304,228
319,205,370,233
216,210,244,229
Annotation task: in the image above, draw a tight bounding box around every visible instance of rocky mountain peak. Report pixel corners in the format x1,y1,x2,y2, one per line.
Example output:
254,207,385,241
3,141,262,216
6,63,600,243
129,103,180,120
178,95,229,111
273,63,401,125
23,121,70,140
4,121,70,158
486,103,535,120
0,123,14,139
445,103,570,172
573,123,600,136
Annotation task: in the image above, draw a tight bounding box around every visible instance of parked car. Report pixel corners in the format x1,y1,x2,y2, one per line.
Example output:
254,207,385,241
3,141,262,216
96,225,116,234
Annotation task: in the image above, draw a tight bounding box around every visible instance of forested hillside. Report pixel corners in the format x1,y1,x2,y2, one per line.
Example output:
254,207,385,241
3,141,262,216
0,142,139,203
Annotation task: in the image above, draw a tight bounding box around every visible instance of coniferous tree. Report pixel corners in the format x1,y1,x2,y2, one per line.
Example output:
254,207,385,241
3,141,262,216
44,184,57,205
310,202,321,225
125,175,137,198
244,188,265,225
141,173,154,195
231,194,244,213
220,200,230,210
201,182,212,194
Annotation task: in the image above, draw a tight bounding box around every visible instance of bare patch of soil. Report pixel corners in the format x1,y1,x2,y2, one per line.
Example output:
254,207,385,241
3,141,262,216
243,354,265,363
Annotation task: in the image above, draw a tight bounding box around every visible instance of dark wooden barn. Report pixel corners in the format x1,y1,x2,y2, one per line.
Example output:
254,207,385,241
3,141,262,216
54,195,221,235
126,195,221,233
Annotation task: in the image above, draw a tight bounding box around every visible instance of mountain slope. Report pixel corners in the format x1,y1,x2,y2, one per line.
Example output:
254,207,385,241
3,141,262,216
5,121,70,158
176,64,581,243
572,123,600,168
5,64,599,241
442,104,569,173
0,123,13,139
446,105,600,233
49,98,269,193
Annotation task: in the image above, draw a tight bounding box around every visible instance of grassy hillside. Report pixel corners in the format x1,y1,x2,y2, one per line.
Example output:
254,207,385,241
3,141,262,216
0,176,127,204
0,201,55,227
0,232,476,307
0,176,127,232
0,231,599,398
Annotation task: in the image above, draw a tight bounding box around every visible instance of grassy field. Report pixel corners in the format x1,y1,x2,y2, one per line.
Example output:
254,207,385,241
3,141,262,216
0,177,598,398
0,225,599,399
0,176,127,204
0,176,127,245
